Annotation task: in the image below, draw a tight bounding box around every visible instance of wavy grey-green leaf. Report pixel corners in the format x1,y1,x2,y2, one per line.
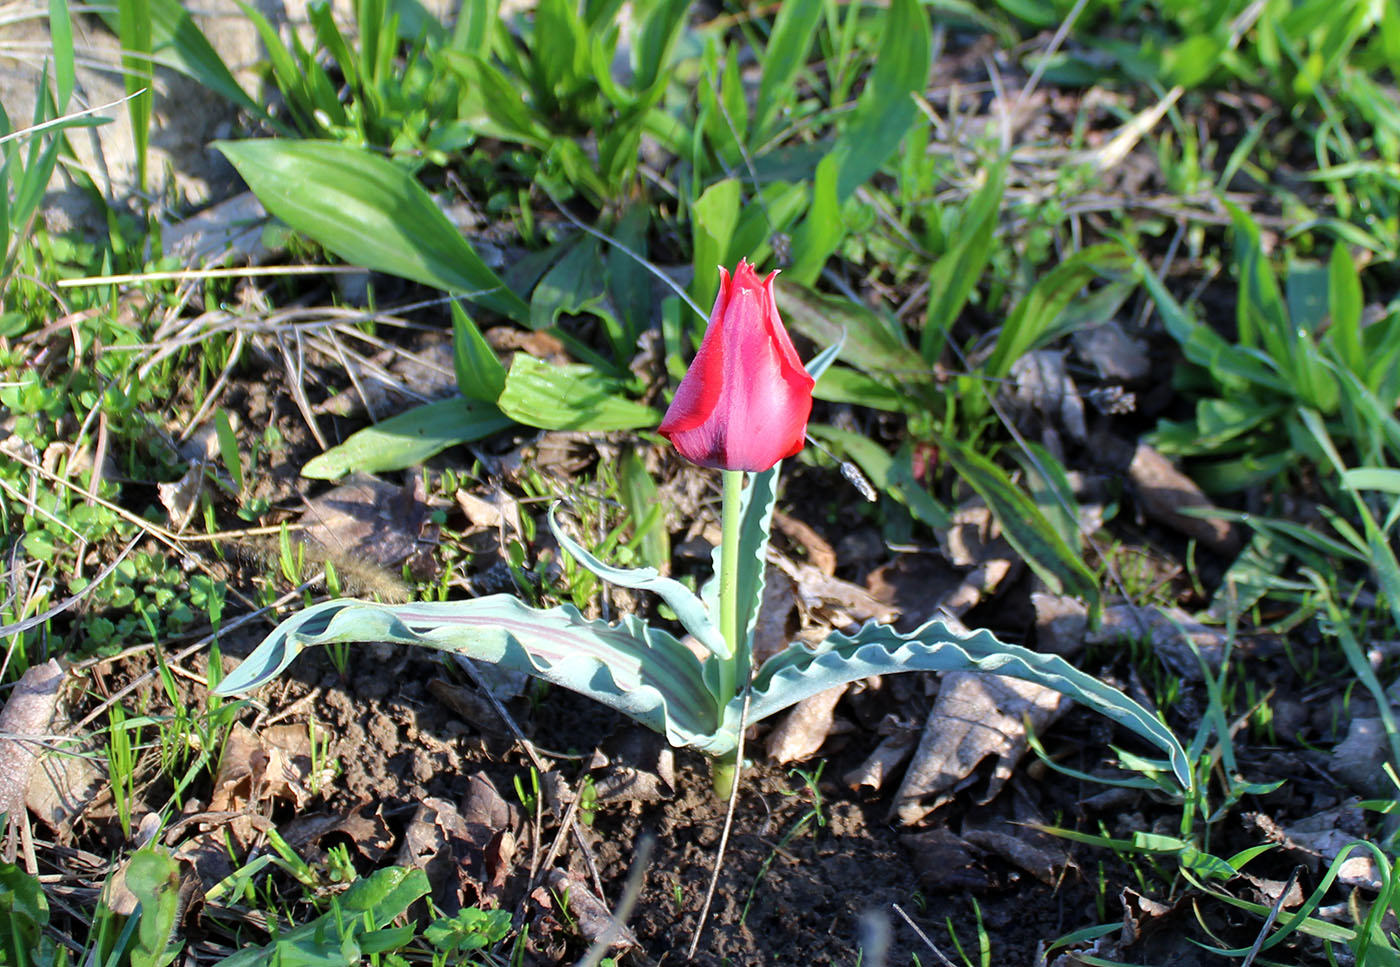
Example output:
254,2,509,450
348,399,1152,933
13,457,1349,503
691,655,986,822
737,618,1192,790
212,597,730,753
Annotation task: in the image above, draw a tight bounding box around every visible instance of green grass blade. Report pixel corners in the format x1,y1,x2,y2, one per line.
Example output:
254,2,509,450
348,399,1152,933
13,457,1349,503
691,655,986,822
940,437,1101,612
1328,243,1365,374
922,160,1005,364
116,0,153,192
48,0,75,110
217,139,529,322
754,0,823,142
301,396,513,479
833,0,930,200
984,245,1130,378
785,153,842,285
147,0,264,119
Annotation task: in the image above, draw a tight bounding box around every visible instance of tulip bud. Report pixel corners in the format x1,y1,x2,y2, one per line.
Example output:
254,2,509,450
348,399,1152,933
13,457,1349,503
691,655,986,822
658,260,815,472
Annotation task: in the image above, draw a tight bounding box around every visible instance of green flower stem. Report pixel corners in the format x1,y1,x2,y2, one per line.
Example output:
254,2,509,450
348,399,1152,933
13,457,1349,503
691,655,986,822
717,468,745,699
712,468,746,798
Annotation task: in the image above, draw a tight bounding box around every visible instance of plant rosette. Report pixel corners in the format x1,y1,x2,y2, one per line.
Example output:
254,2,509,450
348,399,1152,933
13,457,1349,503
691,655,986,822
215,261,1192,799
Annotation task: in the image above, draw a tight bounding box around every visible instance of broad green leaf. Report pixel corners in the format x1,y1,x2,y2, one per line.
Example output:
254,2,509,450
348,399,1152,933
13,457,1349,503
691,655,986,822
607,206,652,351
833,0,929,200
922,161,1005,363
1164,33,1225,87
126,850,181,967
754,0,823,141
443,50,550,146
217,139,528,322
550,504,725,659
775,278,922,378
814,365,905,412
743,617,1191,790
632,0,689,93
985,245,1130,378
1134,254,1292,396
450,0,499,55
728,180,809,269
785,152,843,285
496,355,658,431
450,302,506,403
302,397,513,479
212,596,725,751
0,863,48,966
691,178,741,309
940,437,1101,611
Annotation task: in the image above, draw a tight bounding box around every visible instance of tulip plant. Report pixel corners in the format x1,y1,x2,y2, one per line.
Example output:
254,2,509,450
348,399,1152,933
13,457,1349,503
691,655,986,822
215,261,1190,797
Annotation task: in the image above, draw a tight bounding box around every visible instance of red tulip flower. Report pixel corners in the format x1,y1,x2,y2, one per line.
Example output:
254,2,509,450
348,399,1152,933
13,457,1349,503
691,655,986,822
658,260,815,472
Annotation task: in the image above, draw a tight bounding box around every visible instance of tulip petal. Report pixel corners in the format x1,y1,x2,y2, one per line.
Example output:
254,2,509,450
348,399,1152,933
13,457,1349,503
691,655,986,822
659,260,815,472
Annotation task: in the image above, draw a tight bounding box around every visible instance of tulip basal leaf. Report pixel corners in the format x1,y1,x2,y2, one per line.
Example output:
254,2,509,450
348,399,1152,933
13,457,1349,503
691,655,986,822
212,596,729,753
742,618,1192,789
548,505,730,660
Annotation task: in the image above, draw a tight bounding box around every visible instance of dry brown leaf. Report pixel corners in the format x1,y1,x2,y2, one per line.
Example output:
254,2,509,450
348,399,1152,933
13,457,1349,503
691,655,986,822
456,490,522,532
751,567,797,667
1128,443,1241,554
1328,716,1389,797
1031,593,1089,656
775,556,897,630
282,801,394,862
544,869,637,952
844,730,918,792
1008,350,1087,443
26,748,103,838
592,729,674,804
209,722,319,812
892,672,1070,825
298,473,430,568
773,512,837,576
157,464,206,531
399,776,519,911
900,828,992,891
766,685,848,764
0,661,65,861
961,814,1071,886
